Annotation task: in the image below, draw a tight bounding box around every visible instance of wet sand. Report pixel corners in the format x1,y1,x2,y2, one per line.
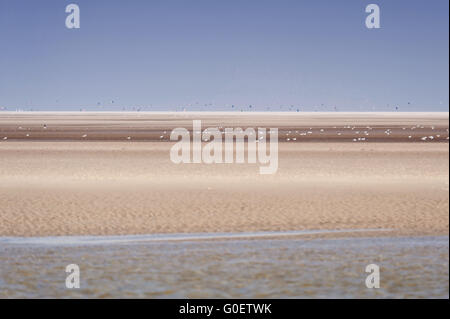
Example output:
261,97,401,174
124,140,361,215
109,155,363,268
0,112,448,142
0,112,448,238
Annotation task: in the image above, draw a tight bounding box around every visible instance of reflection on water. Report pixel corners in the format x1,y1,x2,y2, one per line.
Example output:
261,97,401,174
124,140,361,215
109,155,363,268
0,236,448,298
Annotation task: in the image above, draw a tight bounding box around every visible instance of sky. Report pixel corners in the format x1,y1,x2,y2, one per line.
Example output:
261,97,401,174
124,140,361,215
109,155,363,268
0,0,448,111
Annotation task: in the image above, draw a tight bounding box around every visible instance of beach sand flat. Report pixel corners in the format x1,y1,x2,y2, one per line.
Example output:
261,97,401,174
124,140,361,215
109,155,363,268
0,112,448,237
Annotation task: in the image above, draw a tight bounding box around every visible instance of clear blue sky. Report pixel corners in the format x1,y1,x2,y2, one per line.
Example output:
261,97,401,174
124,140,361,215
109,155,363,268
0,0,448,111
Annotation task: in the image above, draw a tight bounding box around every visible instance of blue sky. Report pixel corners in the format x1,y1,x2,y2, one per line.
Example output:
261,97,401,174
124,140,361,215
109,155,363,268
0,0,448,111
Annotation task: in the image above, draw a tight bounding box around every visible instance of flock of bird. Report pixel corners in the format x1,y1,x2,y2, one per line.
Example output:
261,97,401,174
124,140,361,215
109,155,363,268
2,100,417,113
1,101,448,142
1,124,448,143
277,125,449,142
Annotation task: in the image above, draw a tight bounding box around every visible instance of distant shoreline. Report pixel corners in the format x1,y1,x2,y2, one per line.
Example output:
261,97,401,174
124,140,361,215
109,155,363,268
0,111,449,115
0,112,448,142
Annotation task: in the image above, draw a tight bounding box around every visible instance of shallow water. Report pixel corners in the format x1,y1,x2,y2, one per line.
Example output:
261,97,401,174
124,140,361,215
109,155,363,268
0,228,391,246
0,235,448,298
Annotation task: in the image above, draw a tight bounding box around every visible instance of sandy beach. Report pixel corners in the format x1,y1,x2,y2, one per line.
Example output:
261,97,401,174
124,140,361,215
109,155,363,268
0,112,448,238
